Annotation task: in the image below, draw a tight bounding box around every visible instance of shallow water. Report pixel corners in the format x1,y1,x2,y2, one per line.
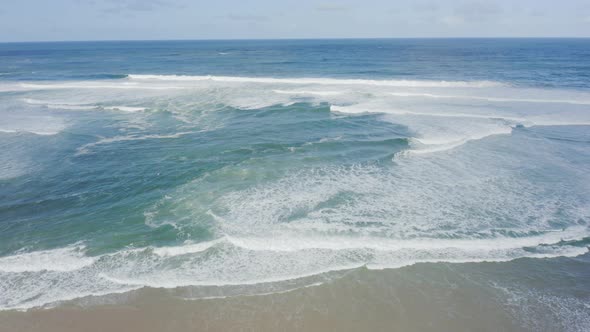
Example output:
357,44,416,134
0,39,589,330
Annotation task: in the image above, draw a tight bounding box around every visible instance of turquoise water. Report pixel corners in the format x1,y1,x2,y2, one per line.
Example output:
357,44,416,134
1,39,590,321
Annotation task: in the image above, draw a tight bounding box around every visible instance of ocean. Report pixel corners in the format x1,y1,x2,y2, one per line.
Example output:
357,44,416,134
0,39,589,331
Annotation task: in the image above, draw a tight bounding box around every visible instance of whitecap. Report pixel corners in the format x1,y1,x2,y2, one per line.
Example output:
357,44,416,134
128,74,504,88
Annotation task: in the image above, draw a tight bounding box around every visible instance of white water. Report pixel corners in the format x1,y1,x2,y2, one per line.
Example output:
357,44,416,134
0,226,587,310
5,74,590,155
2,74,590,310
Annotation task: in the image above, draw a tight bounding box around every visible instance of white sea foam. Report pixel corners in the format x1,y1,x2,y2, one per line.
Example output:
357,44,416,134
273,89,345,96
0,111,66,136
0,226,587,310
76,131,195,155
0,245,95,273
331,104,517,154
389,92,590,105
24,99,96,110
128,74,504,88
8,74,590,159
2,73,590,311
495,285,590,332
405,125,514,155
330,104,525,121
152,238,226,256
23,98,148,112
0,128,60,135
19,82,186,90
136,227,589,259
103,106,147,112
223,227,587,252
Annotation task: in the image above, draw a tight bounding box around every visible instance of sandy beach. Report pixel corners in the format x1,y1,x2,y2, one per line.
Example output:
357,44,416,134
3,255,589,332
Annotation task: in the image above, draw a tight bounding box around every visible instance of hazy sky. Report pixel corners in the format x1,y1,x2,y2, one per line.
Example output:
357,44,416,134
1,0,590,41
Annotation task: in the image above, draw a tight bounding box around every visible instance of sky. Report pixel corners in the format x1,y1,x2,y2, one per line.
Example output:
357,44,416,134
1,0,590,42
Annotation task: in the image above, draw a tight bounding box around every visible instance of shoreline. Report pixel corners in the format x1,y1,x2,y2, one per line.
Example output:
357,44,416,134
2,254,589,332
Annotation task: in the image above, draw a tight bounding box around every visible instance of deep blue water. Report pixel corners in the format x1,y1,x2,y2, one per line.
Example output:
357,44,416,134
0,39,589,329
2,39,590,88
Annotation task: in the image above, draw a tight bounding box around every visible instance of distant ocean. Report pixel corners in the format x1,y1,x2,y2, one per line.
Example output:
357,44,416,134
1,39,589,331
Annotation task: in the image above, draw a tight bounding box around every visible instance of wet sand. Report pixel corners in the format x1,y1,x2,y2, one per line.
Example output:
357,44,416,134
3,255,589,332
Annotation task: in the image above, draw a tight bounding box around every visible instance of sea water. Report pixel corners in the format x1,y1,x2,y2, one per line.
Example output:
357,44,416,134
0,39,589,329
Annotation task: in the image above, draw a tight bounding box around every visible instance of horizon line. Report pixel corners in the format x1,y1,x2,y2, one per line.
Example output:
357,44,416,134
2,36,590,44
